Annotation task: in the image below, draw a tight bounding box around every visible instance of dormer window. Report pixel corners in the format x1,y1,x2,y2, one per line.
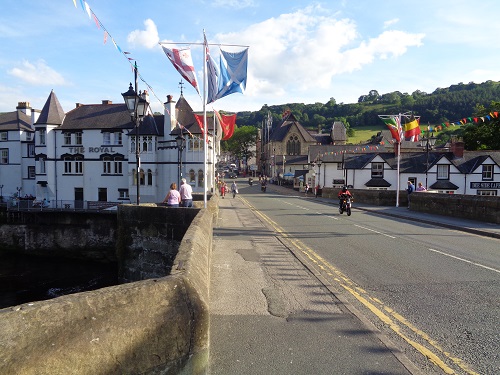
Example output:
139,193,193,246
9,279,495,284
482,165,493,180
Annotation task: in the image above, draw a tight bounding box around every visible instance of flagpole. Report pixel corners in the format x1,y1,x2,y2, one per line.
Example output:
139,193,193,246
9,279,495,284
396,113,401,207
203,30,208,208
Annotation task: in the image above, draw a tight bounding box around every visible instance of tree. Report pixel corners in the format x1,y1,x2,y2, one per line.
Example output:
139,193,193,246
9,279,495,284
221,126,258,168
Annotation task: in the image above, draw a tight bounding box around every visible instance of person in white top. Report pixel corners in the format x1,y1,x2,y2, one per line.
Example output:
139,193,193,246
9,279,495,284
179,178,193,207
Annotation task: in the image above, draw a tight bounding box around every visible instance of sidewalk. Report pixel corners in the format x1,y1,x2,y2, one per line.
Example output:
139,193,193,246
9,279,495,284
209,190,419,375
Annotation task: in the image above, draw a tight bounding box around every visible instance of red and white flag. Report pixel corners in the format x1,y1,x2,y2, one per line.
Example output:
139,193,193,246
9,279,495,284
162,46,199,94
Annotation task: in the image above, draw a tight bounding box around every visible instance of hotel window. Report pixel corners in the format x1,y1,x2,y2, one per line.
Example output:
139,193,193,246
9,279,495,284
0,149,8,164
198,169,204,188
114,132,122,145
337,163,343,170
103,156,112,174
131,137,136,153
75,132,83,145
103,132,111,145
39,129,46,145
64,133,72,145
114,157,122,174
28,144,35,157
142,137,148,152
0,132,7,141
28,166,35,179
64,157,72,174
75,156,83,174
437,164,449,180
139,169,145,186
482,165,493,180
38,158,46,174
98,188,107,202
147,169,153,185
118,189,129,199
371,163,384,178
189,169,196,184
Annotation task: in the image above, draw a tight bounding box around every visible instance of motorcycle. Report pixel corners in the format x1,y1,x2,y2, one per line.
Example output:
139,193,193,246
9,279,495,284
261,184,267,192
339,195,353,216
248,178,253,186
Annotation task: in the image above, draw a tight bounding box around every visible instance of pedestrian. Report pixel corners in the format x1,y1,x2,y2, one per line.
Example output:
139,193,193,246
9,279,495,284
305,183,309,196
416,182,427,192
231,181,238,198
162,182,181,207
407,180,415,208
220,182,226,199
179,178,193,207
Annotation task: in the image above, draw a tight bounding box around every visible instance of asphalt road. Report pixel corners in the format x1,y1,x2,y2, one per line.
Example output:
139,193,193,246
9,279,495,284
238,181,500,375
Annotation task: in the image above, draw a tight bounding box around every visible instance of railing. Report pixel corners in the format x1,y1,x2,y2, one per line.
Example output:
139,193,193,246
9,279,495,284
6,199,122,212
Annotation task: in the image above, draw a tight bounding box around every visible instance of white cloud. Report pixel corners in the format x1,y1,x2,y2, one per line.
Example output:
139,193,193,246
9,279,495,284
383,18,399,28
8,60,66,86
212,0,256,8
127,19,160,49
212,6,424,98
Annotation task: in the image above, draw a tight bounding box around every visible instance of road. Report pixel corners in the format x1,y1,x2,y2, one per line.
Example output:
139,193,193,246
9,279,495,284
238,181,500,375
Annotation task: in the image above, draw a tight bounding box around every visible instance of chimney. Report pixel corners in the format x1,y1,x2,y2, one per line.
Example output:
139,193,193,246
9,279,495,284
101,100,112,105
75,103,84,108
164,95,177,132
16,102,31,115
451,137,464,158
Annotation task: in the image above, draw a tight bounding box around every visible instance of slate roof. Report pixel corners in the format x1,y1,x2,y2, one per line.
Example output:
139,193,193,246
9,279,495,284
429,180,459,190
365,178,392,187
35,90,65,125
331,121,347,142
171,95,204,136
0,110,33,132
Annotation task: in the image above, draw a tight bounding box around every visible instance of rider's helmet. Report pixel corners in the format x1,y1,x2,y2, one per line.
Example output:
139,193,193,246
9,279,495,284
342,186,347,192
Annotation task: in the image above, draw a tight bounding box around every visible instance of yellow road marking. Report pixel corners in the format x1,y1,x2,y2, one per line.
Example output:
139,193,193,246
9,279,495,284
240,196,480,375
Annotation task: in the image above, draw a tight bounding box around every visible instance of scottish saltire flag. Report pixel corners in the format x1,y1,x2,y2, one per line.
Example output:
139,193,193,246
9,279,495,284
381,116,403,142
404,116,421,141
162,46,200,94
208,48,248,103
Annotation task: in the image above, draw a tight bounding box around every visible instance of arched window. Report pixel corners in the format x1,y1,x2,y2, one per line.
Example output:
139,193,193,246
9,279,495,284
147,169,153,186
139,168,145,186
198,169,204,188
286,135,301,155
130,137,136,153
189,169,196,184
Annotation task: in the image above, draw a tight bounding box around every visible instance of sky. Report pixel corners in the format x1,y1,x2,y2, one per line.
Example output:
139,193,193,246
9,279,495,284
1,0,500,117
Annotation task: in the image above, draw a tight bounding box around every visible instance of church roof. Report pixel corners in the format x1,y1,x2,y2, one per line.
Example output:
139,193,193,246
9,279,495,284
35,90,65,125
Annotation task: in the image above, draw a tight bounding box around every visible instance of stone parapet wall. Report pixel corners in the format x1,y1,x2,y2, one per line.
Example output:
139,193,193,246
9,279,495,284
0,196,219,375
322,188,500,224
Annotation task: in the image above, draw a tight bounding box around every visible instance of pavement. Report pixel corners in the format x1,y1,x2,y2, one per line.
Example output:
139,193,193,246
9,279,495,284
208,182,500,375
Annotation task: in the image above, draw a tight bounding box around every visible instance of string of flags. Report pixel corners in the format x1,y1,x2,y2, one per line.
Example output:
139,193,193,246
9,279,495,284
424,111,499,135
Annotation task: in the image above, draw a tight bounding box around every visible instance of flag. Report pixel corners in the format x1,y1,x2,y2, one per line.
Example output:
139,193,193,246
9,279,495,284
211,48,248,103
221,114,237,140
404,116,421,141
162,46,200,94
213,110,224,141
381,116,403,142
193,114,208,142
205,34,220,105
103,31,108,44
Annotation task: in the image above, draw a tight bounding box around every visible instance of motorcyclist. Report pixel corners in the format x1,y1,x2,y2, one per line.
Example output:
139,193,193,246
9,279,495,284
248,177,253,186
338,186,353,210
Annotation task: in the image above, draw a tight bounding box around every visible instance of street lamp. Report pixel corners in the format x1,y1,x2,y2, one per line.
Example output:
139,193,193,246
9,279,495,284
420,132,437,189
316,159,322,193
16,186,22,197
122,65,149,206
0,184,3,201
175,132,186,188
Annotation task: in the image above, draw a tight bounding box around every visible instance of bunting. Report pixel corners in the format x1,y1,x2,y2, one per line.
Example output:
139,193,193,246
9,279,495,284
162,47,200,94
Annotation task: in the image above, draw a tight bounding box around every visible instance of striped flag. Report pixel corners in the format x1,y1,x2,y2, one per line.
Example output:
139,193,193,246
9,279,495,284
162,47,199,94
404,116,421,141
381,116,403,142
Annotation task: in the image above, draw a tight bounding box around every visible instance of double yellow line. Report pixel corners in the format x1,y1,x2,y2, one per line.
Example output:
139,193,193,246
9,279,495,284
240,196,479,375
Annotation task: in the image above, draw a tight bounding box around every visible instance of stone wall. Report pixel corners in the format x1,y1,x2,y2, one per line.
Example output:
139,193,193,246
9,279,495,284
0,197,219,375
322,188,500,224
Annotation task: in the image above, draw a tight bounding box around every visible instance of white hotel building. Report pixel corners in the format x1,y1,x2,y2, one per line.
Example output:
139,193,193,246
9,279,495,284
0,90,217,207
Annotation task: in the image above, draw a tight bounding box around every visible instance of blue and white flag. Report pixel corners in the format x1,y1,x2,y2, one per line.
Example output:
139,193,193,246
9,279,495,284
207,48,248,104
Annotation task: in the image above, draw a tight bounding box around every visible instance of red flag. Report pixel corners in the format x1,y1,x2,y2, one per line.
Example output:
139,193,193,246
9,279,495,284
193,114,208,142
221,114,237,140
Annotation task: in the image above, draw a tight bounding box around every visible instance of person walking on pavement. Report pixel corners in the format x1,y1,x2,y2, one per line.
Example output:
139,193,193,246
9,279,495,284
179,178,193,207
407,180,415,208
231,181,238,198
162,182,181,207
220,182,226,199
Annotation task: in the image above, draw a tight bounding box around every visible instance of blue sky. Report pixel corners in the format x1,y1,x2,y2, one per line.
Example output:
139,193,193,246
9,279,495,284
1,0,499,117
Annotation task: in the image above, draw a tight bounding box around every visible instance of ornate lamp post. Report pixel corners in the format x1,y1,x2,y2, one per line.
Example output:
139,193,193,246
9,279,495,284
175,132,186,188
420,132,437,189
122,65,149,206
316,158,322,192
